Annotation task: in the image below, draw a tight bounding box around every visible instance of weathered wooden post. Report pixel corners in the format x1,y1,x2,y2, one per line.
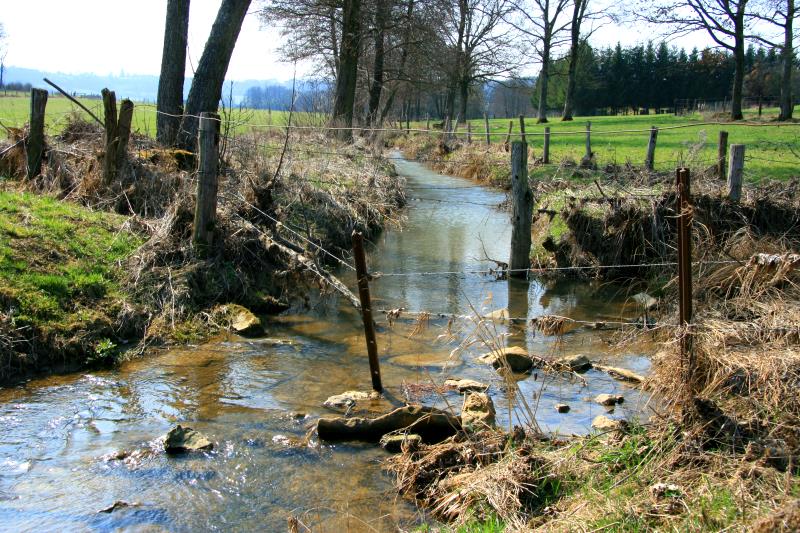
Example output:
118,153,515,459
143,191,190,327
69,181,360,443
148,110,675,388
452,114,460,139
518,114,526,143
351,231,383,392
101,89,118,184
26,88,48,179
484,113,491,145
192,112,221,254
585,121,592,159
645,126,658,170
425,114,430,131
114,99,134,171
504,120,514,147
543,127,551,164
406,113,411,134
727,144,745,202
717,131,729,181
509,141,532,279
676,167,694,389
466,121,472,143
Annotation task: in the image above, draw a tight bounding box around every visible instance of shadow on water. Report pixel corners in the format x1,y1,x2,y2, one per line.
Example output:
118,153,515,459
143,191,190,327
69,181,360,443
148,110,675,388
0,153,656,531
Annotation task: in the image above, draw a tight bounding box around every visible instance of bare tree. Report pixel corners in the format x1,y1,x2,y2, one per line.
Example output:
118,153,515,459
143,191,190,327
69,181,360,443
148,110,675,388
157,0,190,146
441,0,519,122
642,0,752,120
177,0,252,152
562,0,596,120
330,0,361,141
749,0,796,120
509,0,571,123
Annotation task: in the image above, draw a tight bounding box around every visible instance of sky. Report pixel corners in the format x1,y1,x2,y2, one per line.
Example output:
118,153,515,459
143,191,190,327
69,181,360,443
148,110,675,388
0,1,718,82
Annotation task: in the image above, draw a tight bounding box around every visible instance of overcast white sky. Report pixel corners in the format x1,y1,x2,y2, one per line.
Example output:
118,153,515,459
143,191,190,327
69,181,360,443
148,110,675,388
1,1,716,82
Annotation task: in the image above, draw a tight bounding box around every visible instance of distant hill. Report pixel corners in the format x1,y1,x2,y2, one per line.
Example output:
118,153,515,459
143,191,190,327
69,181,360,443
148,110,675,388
3,66,292,104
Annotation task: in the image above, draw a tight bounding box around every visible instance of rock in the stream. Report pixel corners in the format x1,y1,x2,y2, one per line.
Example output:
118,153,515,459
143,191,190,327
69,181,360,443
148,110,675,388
593,364,645,384
164,425,213,454
225,304,264,337
594,394,624,406
461,392,496,428
317,405,461,444
97,500,140,513
478,346,535,373
592,415,628,432
555,403,571,413
323,390,381,410
555,354,592,372
380,433,423,453
444,378,489,393
483,308,510,323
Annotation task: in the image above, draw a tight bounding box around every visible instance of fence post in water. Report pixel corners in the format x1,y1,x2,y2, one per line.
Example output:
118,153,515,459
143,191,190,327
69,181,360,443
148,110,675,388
543,127,551,164
509,141,533,279
676,167,694,391
585,121,592,159
518,114,526,143
484,113,491,145
351,231,383,392
727,144,745,202
645,126,658,170
26,88,48,179
718,131,729,181
192,112,221,254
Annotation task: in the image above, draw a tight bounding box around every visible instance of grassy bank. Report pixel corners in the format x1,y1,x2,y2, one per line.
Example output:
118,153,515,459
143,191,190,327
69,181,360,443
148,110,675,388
0,190,146,377
0,115,404,383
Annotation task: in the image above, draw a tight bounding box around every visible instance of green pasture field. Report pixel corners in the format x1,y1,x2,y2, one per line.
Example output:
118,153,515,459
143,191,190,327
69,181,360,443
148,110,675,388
457,109,800,182
1,90,798,181
0,91,297,138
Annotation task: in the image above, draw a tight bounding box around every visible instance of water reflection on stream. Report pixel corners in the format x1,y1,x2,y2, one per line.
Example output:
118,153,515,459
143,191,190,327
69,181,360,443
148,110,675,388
0,154,654,531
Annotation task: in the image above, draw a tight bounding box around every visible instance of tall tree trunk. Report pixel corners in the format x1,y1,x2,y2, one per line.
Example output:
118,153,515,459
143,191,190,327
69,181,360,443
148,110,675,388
330,0,362,142
731,8,746,121
367,1,387,126
537,42,551,123
779,0,795,121
176,0,251,152
157,0,190,146
563,0,586,122
459,77,469,121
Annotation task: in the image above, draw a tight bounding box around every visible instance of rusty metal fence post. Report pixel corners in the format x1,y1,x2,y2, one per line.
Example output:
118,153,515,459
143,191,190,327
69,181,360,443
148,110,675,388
352,231,383,392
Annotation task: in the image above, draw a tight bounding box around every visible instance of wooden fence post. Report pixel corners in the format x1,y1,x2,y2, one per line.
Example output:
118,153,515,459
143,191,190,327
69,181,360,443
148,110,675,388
466,121,472,143
676,167,694,390
484,113,491,145
26,88,48,179
504,120,513,147
727,144,745,202
645,126,658,170
585,121,592,159
717,131,729,181
192,112,221,253
543,127,551,164
426,114,430,131
115,99,134,171
509,141,532,279
351,231,383,392
101,89,118,184
518,114,526,143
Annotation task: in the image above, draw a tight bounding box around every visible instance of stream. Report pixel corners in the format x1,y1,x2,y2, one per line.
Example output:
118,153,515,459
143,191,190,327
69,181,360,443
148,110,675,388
0,154,653,532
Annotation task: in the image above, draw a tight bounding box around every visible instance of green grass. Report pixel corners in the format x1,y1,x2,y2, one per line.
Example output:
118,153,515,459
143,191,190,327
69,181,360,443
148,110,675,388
0,190,143,329
0,91,299,138
450,108,800,182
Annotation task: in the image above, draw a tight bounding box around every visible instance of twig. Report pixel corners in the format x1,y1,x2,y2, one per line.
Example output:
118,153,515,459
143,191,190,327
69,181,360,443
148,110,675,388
43,78,104,126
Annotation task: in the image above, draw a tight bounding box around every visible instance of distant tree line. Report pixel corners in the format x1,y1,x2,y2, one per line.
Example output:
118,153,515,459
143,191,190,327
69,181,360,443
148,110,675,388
536,42,798,116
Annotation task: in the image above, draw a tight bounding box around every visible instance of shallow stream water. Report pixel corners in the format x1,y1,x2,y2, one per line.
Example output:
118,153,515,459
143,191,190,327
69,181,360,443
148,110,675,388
0,154,654,531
